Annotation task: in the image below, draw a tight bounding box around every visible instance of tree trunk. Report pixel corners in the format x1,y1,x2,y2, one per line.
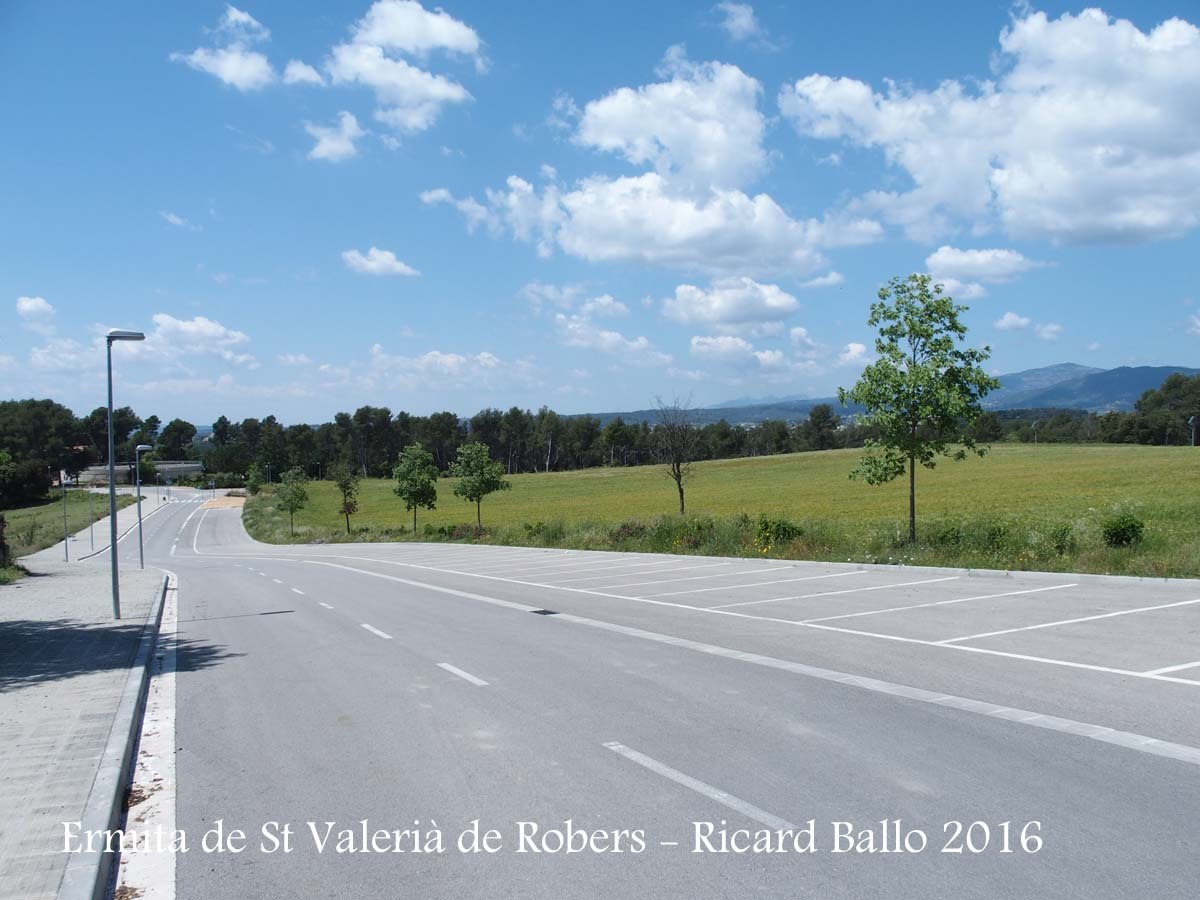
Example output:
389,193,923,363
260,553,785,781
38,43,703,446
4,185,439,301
289,511,294,536
677,479,685,515
413,507,417,532
476,500,481,527
908,453,916,544
344,512,351,535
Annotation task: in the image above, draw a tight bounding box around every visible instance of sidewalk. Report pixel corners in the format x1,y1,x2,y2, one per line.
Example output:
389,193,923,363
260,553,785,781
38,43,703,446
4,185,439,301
0,558,165,899
24,488,177,568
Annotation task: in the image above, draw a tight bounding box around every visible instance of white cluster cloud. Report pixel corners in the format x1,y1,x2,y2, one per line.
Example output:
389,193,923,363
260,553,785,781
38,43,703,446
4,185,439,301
579,294,629,318
715,3,767,44
690,334,783,370
994,311,1032,331
144,313,257,365
176,2,481,158
366,344,531,393
576,47,766,189
341,245,419,275
426,171,879,275
1190,314,1200,337
283,60,324,86
780,9,1200,243
519,281,584,313
1034,322,1063,342
663,277,798,332
837,342,870,366
170,5,276,91
304,111,365,162
16,296,54,320
925,245,1044,298
992,310,1062,341
425,47,881,276
325,0,479,134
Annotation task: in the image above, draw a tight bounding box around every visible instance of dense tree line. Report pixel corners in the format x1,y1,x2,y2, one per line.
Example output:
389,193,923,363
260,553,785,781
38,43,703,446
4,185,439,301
1,372,1197,507
194,402,879,482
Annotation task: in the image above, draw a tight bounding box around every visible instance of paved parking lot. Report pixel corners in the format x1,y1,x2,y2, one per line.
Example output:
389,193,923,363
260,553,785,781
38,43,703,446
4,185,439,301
312,543,1200,687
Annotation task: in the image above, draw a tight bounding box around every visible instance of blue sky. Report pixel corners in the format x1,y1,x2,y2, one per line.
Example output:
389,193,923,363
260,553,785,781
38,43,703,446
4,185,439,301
2,1,1198,424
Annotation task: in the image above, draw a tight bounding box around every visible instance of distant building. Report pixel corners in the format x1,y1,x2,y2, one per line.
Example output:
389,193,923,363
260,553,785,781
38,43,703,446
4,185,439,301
77,460,203,485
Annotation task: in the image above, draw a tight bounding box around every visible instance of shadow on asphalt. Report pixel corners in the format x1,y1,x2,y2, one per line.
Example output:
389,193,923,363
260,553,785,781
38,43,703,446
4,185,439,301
0,618,241,691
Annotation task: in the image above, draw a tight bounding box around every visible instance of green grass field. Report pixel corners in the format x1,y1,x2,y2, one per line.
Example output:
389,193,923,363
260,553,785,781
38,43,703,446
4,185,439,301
244,444,1200,578
1,491,137,583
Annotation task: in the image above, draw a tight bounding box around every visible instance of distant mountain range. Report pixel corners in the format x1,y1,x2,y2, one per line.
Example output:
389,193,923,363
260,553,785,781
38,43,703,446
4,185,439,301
584,363,1200,427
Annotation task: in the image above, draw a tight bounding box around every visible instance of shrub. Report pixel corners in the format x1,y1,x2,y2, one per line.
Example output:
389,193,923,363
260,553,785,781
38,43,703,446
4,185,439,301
1049,523,1076,556
523,521,547,538
0,513,9,567
930,521,964,548
608,519,648,543
1102,513,1144,548
754,516,803,553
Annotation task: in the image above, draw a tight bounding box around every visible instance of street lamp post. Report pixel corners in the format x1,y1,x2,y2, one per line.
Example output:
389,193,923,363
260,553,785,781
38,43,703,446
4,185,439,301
134,444,152,570
156,472,161,503
107,329,145,619
60,468,68,562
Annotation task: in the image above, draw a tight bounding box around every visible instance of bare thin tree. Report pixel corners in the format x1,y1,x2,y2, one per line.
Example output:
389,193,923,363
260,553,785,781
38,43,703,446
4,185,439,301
654,395,697,515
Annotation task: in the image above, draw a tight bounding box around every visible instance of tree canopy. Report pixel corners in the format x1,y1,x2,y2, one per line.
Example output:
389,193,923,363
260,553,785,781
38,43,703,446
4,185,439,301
839,273,999,543
448,442,510,527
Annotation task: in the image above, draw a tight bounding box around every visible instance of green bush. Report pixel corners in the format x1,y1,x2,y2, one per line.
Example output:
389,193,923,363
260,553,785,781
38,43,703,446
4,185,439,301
523,521,546,537
929,521,964,548
1049,523,1076,555
1102,513,1145,547
754,515,803,553
608,519,648,543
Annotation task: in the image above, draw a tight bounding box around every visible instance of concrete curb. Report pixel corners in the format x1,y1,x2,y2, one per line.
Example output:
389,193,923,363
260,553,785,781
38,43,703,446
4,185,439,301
57,573,169,900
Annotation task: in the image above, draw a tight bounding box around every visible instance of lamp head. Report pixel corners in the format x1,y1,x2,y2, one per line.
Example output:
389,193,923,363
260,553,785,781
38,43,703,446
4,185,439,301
135,444,153,452
107,329,145,342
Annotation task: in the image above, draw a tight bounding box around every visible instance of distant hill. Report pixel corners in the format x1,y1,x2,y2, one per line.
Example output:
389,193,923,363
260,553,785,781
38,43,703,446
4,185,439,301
582,363,1199,426
1006,365,1200,412
982,363,1104,409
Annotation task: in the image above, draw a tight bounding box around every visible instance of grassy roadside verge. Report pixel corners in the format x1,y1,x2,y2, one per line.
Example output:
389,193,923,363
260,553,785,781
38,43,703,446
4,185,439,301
3,492,137,559
242,445,1200,579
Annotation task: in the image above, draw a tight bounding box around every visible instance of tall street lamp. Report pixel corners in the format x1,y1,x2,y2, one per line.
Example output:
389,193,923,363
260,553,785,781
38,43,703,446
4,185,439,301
134,444,153,570
107,329,144,619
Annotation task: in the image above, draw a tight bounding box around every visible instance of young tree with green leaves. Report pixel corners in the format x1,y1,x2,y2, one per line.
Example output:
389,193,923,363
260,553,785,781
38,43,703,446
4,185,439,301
276,466,309,536
448,442,510,527
839,273,999,544
393,443,438,531
331,462,360,535
245,463,264,496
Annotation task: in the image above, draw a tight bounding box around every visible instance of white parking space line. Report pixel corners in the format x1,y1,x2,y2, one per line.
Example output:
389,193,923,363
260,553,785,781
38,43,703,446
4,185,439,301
711,576,961,609
554,561,733,585
313,555,1200,688
939,597,1200,645
437,663,489,686
258,572,268,578
291,588,305,595
361,623,393,639
612,565,794,592
603,742,795,830
272,578,283,584
1144,659,1200,676
476,556,651,576
804,583,1079,624
642,570,866,599
318,602,334,609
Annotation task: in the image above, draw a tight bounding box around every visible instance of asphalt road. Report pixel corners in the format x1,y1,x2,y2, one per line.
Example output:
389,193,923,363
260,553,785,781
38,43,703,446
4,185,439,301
112,491,1200,898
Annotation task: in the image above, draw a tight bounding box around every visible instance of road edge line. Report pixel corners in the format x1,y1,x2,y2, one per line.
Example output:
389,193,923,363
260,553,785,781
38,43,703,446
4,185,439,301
57,573,169,900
